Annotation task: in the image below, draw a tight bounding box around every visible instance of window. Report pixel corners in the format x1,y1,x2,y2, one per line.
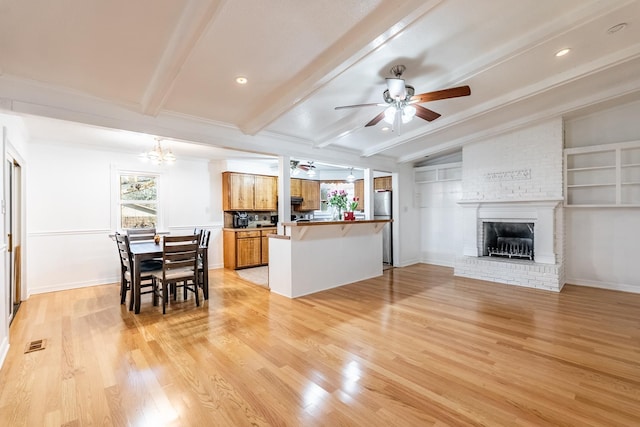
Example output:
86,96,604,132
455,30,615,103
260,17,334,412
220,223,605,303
319,182,355,212
119,174,158,229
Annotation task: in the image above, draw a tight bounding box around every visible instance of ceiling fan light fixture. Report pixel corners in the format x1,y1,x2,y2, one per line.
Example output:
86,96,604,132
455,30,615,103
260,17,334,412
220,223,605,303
383,106,397,124
402,105,416,123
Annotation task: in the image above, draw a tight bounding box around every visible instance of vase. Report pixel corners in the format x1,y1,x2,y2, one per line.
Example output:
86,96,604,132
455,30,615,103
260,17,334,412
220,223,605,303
331,206,343,221
344,211,355,221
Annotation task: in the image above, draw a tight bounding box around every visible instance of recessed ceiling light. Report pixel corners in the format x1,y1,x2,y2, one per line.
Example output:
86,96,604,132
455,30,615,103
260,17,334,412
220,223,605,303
381,126,390,131
607,23,627,34
235,76,248,85
555,48,571,57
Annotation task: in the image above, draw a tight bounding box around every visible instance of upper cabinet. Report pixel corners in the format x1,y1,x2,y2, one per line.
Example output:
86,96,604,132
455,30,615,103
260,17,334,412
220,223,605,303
222,172,278,211
564,140,640,207
290,178,302,197
255,175,277,210
300,179,320,211
374,176,392,191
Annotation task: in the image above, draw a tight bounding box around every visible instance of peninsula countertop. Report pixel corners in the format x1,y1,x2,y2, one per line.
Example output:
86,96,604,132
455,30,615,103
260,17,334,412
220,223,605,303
280,219,391,227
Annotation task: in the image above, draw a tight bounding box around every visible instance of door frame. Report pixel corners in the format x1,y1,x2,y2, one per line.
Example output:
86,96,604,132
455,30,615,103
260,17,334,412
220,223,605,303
4,138,26,324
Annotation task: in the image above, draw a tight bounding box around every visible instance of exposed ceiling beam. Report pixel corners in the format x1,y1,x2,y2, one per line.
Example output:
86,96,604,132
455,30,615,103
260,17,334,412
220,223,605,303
140,0,226,116
237,0,442,136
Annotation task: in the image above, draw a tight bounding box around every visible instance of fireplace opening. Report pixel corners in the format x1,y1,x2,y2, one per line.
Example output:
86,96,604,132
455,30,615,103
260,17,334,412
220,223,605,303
483,222,534,260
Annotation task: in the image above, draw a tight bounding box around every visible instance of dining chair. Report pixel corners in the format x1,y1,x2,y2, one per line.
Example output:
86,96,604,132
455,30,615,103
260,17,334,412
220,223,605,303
115,233,160,311
197,230,211,300
152,234,200,314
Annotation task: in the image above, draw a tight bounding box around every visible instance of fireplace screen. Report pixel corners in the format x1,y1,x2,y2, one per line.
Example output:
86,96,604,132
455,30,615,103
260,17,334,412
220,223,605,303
483,222,534,260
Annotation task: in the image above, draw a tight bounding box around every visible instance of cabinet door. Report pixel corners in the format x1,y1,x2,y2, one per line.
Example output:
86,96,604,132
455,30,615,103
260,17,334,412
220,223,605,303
290,178,302,197
255,175,277,210
300,179,320,211
261,234,269,264
224,173,255,211
354,179,364,211
237,237,262,268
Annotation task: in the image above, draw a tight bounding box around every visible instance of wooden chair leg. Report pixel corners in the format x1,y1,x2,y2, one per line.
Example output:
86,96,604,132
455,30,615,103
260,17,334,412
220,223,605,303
194,280,200,307
162,281,168,314
120,273,127,305
128,280,135,311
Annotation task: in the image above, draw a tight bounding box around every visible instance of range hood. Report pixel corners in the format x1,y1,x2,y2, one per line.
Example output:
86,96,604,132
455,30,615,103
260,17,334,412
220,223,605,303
291,196,304,205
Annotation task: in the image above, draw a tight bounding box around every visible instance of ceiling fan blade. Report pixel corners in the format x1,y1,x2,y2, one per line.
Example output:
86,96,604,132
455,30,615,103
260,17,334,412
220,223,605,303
410,85,471,104
335,103,386,110
386,78,406,99
365,111,385,127
415,105,441,122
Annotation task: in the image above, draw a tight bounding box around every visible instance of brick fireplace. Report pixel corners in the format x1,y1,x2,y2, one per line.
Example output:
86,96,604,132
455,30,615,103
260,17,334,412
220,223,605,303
453,118,565,292
456,200,563,291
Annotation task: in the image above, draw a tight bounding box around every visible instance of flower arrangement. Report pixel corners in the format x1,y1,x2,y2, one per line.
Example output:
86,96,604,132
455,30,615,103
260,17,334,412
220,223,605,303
348,197,359,212
327,189,348,211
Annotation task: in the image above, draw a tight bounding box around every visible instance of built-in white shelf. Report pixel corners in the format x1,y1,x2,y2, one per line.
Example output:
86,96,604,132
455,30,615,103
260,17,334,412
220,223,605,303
564,140,640,207
414,162,462,183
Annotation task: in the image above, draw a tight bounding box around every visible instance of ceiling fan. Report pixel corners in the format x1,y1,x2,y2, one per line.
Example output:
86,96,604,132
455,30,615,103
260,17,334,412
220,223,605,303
290,160,316,176
334,65,471,129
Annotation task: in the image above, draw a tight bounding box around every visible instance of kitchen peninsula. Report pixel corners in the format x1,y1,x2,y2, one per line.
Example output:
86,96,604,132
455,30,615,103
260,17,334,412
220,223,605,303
268,219,391,298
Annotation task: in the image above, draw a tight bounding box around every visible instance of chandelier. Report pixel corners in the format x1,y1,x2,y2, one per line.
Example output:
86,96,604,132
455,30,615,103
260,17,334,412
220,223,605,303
140,138,176,165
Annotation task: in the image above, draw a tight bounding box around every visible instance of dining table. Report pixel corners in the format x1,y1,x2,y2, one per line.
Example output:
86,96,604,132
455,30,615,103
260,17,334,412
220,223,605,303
129,240,209,314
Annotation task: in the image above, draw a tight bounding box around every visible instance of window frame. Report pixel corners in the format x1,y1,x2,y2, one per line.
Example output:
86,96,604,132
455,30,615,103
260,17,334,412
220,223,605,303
112,168,164,231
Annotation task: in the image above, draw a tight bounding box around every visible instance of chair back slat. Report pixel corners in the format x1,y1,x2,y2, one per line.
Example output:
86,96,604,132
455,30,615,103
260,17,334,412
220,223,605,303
127,228,157,242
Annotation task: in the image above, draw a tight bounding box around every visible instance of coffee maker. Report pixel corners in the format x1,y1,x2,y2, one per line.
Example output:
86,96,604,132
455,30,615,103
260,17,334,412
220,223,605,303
233,212,249,228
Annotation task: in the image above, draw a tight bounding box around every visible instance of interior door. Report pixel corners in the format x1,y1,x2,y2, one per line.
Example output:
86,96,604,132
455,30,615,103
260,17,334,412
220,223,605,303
5,155,22,324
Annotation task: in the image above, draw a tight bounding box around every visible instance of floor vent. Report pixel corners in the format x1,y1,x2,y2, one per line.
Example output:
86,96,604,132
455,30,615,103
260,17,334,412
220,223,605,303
24,339,46,354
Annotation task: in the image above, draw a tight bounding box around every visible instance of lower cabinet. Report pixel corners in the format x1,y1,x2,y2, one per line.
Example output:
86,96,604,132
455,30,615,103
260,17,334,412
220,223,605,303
224,228,275,269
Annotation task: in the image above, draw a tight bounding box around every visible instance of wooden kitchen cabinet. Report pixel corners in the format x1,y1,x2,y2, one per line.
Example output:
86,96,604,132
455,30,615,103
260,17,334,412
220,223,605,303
290,178,302,197
223,228,276,269
374,176,392,191
222,172,254,211
261,230,270,264
222,172,277,211
299,179,320,211
255,175,277,210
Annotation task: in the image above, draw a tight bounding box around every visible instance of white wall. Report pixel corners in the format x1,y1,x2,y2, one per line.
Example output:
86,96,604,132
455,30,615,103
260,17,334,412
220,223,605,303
564,100,640,293
394,164,421,267
26,140,221,295
418,178,462,267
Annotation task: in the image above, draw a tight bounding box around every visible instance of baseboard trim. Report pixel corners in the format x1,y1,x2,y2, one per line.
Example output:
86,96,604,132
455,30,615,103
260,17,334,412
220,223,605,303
566,277,640,294
29,276,119,295
420,255,454,268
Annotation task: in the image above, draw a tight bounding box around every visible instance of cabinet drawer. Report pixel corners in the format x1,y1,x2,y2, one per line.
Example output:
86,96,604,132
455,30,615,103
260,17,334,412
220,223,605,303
236,230,261,238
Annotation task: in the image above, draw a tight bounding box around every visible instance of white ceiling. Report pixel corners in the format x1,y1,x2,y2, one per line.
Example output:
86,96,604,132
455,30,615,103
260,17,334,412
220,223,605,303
1,0,639,168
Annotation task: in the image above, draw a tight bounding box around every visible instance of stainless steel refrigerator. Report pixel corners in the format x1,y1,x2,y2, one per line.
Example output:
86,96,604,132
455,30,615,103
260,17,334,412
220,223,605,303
374,191,392,265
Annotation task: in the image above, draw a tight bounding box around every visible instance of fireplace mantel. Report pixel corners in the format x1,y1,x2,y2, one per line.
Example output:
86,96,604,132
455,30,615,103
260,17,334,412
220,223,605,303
458,199,562,264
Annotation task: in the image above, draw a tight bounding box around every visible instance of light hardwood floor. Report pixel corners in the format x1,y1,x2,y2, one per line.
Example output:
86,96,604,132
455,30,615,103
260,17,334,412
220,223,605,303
1,264,639,426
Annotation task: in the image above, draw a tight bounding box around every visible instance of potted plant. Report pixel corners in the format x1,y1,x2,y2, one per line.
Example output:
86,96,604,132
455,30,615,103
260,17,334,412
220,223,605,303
344,197,359,220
